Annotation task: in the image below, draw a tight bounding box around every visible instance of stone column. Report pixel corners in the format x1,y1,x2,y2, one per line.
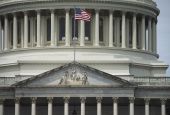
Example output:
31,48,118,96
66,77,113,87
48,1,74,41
121,11,126,48
148,17,152,52
96,97,102,115
161,98,167,115
109,10,113,47
30,18,34,47
64,97,70,115
0,99,4,115
112,97,118,115
24,11,28,48
129,97,135,115
144,98,150,115
0,17,2,51
126,19,130,48
47,97,53,115
15,98,20,115
4,15,9,50
51,9,55,47
65,9,70,46
31,97,37,115
132,13,137,49
80,97,86,115
141,15,146,50
94,9,99,46
152,19,157,53
37,10,41,47
13,13,18,49
80,20,85,46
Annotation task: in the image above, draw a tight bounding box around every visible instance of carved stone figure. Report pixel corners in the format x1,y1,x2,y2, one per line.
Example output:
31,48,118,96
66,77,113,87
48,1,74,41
58,69,88,85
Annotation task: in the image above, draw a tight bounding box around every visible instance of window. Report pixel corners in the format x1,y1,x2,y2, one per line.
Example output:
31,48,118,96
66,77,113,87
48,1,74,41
59,17,65,41
99,18,103,42
47,18,51,41
85,21,91,41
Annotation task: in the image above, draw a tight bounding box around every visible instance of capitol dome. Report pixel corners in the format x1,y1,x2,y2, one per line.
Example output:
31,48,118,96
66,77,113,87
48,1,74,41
0,0,167,78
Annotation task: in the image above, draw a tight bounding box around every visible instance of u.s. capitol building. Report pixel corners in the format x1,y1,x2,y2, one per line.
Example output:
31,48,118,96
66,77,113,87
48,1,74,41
0,0,170,115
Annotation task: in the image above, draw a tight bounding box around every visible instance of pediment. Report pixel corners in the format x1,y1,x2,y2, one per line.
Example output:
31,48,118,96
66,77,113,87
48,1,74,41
13,62,132,87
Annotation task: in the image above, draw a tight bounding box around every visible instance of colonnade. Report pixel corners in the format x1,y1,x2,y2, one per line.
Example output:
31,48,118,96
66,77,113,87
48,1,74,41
0,9,157,53
0,97,167,115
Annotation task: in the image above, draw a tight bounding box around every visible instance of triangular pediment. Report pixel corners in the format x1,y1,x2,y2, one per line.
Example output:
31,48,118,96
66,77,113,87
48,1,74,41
13,62,132,87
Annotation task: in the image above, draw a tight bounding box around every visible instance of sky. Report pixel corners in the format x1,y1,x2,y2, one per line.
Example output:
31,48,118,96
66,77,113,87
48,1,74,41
155,0,170,75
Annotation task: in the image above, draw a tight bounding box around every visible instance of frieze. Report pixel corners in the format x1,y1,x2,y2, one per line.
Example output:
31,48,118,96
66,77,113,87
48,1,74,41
59,67,89,85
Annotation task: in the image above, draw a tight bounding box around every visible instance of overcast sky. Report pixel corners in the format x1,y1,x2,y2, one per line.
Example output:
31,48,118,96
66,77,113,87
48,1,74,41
155,0,170,75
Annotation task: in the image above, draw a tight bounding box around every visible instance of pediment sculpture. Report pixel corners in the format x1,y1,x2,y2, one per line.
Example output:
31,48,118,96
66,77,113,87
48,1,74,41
59,69,89,85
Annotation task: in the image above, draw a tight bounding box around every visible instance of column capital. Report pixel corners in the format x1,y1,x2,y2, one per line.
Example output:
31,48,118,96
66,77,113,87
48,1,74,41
95,9,100,12
109,9,115,13
13,12,17,16
112,97,119,103
96,97,102,103
65,8,70,12
129,97,135,103
15,97,20,104
47,97,53,103
122,11,127,14
144,98,150,104
80,97,86,103
36,10,41,13
50,9,55,13
161,98,167,105
23,11,29,15
31,97,37,104
63,97,70,103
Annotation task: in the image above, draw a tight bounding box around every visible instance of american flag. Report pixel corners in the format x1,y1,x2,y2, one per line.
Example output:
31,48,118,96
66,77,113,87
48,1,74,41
75,8,91,21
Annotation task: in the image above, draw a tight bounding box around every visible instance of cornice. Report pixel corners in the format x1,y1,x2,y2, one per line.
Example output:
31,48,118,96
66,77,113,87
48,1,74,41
0,0,159,18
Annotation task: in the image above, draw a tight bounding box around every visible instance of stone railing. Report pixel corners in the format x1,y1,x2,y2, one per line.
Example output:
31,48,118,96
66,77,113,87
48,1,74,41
0,0,156,6
0,76,31,86
132,77,170,84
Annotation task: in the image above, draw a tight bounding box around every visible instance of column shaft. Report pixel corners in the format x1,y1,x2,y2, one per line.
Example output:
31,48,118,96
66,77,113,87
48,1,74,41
132,13,137,49
65,9,70,46
96,97,102,115
13,13,18,49
121,12,126,48
4,15,9,50
109,10,113,47
80,97,86,115
15,98,20,115
161,99,167,115
30,18,34,47
129,98,135,115
31,97,37,115
48,97,53,115
148,18,152,52
145,98,150,115
0,18,2,51
80,20,85,46
94,10,99,46
126,19,130,48
113,97,118,115
141,15,146,50
152,20,157,53
0,99,4,115
24,12,28,48
64,97,70,115
37,11,41,47
51,10,55,46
